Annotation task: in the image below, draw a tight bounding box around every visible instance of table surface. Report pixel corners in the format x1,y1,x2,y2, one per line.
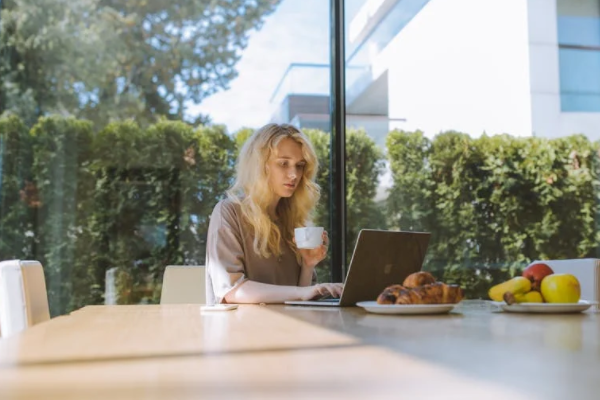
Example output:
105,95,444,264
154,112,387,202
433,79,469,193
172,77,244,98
0,301,598,400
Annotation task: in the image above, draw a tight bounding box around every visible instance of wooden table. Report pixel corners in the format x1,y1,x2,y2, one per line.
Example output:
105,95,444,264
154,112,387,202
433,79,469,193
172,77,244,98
0,302,598,399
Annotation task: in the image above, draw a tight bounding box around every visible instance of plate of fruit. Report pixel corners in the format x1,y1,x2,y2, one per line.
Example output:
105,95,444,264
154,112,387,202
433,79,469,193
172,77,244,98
357,272,464,315
489,262,594,313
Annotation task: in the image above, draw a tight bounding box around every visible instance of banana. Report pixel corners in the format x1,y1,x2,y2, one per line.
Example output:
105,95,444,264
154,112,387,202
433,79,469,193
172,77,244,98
503,290,544,305
488,276,531,302
517,291,544,303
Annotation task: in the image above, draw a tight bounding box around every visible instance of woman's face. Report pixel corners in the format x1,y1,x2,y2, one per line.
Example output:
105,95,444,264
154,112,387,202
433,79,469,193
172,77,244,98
267,137,306,199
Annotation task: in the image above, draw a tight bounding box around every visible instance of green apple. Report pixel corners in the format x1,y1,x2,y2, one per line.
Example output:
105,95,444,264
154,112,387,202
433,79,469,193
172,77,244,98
540,274,581,303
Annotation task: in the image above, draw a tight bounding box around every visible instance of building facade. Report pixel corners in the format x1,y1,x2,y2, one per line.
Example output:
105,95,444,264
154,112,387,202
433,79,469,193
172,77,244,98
270,0,600,140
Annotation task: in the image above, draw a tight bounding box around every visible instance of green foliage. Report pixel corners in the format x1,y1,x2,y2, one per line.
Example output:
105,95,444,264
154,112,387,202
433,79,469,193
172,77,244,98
0,115,236,315
0,113,34,258
87,120,236,306
232,127,255,159
305,128,386,282
386,129,435,232
29,116,95,315
344,128,388,249
387,130,600,298
0,0,281,125
3,113,599,312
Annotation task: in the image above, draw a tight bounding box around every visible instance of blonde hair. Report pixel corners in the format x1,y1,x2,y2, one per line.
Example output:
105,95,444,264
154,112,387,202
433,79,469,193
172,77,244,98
227,123,320,259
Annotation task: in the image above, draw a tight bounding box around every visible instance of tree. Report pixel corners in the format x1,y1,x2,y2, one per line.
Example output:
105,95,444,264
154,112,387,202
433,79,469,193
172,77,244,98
0,0,280,126
1,0,121,124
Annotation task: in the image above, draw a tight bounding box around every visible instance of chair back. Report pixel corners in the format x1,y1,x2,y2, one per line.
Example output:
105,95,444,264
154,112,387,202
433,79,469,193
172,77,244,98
0,260,50,337
21,261,51,325
160,265,206,304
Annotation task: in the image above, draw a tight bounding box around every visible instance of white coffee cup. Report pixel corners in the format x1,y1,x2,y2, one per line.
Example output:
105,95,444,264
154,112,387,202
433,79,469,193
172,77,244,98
294,227,324,249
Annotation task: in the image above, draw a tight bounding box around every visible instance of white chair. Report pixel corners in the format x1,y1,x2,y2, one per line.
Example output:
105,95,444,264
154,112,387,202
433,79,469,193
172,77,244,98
0,260,50,338
538,259,600,310
160,265,206,304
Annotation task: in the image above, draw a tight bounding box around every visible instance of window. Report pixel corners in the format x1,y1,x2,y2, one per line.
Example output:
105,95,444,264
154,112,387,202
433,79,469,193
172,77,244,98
557,0,600,111
343,0,600,299
2,0,598,313
0,0,331,315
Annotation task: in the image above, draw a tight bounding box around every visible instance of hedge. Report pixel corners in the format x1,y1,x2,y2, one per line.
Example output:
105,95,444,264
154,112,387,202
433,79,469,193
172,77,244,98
1,113,598,313
387,130,600,297
1,115,236,314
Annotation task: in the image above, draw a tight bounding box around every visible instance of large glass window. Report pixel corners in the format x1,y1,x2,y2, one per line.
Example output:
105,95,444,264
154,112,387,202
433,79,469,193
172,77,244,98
0,0,331,315
3,0,599,312
344,0,600,299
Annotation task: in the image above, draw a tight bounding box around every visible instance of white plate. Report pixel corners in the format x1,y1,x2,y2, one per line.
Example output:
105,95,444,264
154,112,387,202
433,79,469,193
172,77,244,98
498,300,593,314
356,301,457,315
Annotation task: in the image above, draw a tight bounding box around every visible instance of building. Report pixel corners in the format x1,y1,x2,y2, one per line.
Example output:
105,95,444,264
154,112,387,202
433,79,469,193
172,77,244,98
270,0,600,141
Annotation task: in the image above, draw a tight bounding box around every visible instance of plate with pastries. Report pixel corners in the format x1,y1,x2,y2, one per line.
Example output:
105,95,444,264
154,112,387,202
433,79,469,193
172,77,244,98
356,272,464,315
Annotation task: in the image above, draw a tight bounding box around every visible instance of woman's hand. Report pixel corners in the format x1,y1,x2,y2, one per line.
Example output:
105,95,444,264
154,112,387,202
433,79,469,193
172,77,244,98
297,230,329,269
299,282,344,301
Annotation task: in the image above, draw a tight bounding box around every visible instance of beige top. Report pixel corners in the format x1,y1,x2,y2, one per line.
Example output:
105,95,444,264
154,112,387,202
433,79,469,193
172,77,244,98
205,198,316,304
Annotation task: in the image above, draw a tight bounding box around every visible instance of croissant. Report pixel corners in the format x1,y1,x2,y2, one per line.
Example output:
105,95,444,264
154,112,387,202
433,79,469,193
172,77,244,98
377,282,463,305
402,272,436,288
376,284,405,305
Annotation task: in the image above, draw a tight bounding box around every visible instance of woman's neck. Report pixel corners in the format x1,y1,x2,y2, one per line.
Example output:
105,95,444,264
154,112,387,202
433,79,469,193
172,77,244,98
267,197,281,221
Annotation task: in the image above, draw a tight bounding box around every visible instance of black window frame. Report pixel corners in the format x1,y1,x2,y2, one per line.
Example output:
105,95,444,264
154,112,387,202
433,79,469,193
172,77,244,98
329,0,347,282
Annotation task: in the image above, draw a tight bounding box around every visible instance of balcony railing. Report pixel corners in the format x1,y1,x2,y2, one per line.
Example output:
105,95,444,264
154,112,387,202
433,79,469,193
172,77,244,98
270,63,369,105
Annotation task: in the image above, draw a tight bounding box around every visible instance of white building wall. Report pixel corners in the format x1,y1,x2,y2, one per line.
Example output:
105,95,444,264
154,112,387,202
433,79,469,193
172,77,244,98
377,0,532,138
528,0,600,138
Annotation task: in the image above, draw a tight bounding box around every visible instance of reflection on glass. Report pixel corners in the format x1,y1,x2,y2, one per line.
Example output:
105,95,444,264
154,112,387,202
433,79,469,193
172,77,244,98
557,0,600,112
559,48,600,111
343,0,600,299
0,0,332,315
557,0,600,48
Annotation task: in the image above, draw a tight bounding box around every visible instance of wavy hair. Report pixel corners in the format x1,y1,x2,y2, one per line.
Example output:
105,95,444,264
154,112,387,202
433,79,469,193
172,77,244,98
227,123,320,259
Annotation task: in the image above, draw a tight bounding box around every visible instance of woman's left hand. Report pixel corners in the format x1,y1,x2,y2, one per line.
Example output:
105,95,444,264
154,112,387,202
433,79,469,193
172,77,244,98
298,231,329,269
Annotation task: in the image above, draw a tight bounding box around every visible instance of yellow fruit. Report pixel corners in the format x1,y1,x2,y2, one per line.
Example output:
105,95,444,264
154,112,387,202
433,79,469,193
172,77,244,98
488,277,531,302
515,291,544,303
503,290,543,305
541,274,580,303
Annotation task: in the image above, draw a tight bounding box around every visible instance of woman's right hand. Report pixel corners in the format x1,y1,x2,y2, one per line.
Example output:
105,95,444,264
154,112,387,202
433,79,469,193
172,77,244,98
300,283,344,301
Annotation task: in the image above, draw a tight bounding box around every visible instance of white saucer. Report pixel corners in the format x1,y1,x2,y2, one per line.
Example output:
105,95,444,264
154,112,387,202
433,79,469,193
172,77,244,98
498,300,593,314
356,301,457,315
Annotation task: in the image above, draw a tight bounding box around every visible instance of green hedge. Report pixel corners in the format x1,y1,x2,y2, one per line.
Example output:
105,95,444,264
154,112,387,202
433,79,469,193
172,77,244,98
0,114,33,260
387,130,600,298
30,116,95,315
1,113,598,314
303,128,387,282
0,115,236,315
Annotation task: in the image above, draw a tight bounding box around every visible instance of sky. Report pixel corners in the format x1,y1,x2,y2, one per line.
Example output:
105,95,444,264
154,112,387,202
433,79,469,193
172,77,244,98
190,0,537,140
189,0,366,134
189,0,332,134
185,0,544,199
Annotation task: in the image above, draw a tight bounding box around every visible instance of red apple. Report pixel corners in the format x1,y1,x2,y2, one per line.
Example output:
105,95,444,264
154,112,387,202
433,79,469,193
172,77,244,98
522,262,554,291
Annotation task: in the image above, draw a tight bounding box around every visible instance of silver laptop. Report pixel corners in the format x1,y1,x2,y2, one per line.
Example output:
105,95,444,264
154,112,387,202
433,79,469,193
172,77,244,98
285,229,431,307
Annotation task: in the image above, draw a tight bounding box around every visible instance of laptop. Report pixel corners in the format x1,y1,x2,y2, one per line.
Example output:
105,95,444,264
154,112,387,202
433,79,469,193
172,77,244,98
285,229,431,307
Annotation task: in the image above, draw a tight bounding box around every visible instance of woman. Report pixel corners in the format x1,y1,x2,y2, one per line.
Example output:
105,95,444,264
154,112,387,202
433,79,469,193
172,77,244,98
205,123,344,304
